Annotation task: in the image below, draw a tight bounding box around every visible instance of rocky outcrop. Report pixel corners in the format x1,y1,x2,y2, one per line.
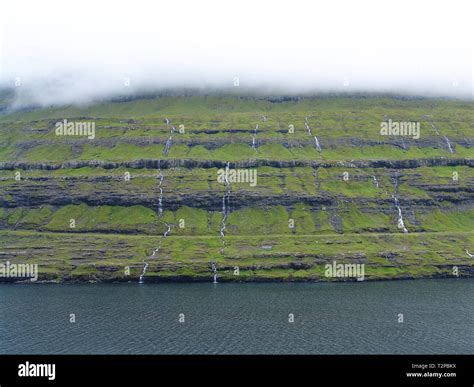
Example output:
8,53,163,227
1,157,472,171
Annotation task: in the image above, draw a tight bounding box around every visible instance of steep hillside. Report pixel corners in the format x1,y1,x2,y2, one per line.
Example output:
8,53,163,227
0,95,473,282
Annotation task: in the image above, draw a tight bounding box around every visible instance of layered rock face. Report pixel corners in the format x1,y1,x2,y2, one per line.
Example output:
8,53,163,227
0,95,473,282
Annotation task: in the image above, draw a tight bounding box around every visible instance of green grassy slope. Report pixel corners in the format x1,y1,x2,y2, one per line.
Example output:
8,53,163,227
0,94,472,282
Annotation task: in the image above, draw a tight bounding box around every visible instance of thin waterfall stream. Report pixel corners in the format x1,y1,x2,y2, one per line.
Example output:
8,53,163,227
392,195,408,233
139,170,172,283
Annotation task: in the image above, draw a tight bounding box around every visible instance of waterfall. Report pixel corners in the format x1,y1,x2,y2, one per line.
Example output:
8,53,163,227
139,226,171,283
224,162,230,185
163,224,171,238
157,171,164,217
443,136,454,154
211,262,218,283
373,175,379,188
314,136,322,153
139,171,171,284
220,162,230,238
138,262,149,284
305,117,322,153
465,249,474,258
251,123,258,150
430,120,454,154
392,195,408,233
163,125,175,156
304,117,312,135
220,191,229,238
220,195,227,238
163,136,173,155
430,121,440,135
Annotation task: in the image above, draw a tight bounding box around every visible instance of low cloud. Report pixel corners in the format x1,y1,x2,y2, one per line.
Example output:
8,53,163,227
1,0,472,107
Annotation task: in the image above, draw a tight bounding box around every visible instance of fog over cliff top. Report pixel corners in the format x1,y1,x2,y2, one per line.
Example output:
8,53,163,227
1,0,473,107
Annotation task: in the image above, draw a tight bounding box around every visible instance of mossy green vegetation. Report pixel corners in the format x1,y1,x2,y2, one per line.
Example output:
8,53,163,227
0,95,472,282
0,95,472,163
0,230,472,282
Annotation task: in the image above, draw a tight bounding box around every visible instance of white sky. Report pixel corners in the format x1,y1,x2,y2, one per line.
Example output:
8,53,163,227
0,0,473,105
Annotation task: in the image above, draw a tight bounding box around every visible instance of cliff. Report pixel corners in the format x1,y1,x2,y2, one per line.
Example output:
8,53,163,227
0,95,472,282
